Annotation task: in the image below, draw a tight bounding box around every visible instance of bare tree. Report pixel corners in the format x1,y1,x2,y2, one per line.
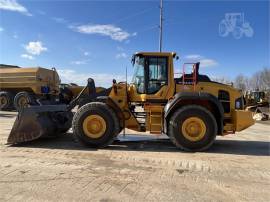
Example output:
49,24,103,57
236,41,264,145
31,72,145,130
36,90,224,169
249,72,260,90
234,74,248,92
249,68,270,91
211,76,232,85
211,67,269,92
260,68,270,90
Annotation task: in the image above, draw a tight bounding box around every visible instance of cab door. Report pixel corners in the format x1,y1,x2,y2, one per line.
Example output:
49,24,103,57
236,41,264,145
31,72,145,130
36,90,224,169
130,55,174,102
146,57,168,96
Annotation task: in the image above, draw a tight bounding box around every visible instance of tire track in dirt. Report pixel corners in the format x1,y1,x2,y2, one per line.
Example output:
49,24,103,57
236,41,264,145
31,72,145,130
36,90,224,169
2,145,270,181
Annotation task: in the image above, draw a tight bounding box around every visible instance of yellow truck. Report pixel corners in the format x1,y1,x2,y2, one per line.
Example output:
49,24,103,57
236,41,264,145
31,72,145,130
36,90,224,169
0,65,60,110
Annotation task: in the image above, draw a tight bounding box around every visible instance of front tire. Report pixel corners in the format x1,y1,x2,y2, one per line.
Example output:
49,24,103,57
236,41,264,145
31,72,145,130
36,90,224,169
72,102,119,148
168,105,217,152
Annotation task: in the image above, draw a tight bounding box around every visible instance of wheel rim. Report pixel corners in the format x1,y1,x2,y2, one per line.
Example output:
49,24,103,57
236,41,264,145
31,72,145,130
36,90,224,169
181,117,206,142
0,96,8,107
18,96,28,108
82,115,107,139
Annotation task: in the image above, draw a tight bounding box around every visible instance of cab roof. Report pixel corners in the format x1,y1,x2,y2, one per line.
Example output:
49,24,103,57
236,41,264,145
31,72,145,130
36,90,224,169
135,52,177,57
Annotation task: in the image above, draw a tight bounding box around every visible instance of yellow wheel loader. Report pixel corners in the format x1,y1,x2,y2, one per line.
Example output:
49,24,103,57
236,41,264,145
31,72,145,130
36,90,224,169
7,52,255,151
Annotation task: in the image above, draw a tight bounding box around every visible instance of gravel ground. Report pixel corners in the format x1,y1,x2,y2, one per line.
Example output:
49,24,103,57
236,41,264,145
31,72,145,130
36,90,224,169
0,111,269,202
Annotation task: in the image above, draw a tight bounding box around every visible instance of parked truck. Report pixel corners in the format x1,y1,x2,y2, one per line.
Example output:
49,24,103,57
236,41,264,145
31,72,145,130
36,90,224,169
0,65,60,111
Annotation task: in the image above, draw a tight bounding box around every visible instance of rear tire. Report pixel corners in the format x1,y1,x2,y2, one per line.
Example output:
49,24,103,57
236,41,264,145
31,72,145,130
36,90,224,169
168,105,217,152
0,91,14,110
14,91,36,111
72,102,119,148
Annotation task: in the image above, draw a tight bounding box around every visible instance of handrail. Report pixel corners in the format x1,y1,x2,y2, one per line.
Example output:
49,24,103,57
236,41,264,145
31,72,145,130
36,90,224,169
182,63,198,91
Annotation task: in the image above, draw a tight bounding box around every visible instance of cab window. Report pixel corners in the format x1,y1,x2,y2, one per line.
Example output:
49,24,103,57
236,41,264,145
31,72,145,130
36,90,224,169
131,56,145,94
147,57,168,94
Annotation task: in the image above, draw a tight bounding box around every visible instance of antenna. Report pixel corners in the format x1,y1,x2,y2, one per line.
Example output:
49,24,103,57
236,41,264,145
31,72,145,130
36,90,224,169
125,65,129,103
159,0,163,52
124,66,128,137
125,65,128,84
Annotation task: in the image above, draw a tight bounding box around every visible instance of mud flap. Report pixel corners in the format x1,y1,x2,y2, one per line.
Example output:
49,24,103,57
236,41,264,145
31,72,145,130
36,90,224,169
7,105,73,144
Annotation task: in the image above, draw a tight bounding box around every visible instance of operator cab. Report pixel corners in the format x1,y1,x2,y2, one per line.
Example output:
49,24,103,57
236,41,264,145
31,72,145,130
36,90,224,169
251,91,265,103
131,52,177,97
130,52,211,100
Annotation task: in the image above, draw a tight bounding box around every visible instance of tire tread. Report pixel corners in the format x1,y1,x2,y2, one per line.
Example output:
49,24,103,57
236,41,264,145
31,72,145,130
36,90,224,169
168,105,217,152
72,102,119,148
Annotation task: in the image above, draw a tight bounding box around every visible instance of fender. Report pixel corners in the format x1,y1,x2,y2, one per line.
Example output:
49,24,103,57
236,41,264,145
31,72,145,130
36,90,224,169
164,92,224,134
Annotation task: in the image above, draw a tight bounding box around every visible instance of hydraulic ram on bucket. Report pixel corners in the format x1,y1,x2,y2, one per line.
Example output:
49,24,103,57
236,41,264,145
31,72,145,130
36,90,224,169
7,78,96,144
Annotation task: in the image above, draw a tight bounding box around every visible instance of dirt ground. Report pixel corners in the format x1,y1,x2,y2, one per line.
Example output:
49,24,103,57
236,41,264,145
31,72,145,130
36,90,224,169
0,111,269,202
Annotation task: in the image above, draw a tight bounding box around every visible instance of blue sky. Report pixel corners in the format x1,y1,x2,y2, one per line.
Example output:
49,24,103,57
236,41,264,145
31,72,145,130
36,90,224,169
0,0,269,86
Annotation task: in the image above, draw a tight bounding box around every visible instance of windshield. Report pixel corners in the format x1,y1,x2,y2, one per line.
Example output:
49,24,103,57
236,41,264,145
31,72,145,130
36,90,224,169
131,56,145,93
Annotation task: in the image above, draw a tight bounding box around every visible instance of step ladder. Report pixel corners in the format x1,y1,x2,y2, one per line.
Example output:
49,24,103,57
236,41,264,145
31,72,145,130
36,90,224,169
149,106,163,134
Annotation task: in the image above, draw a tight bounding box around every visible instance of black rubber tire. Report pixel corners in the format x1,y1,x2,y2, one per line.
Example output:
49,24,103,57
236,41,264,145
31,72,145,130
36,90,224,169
168,105,217,152
0,91,14,110
72,102,120,148
14,91,36,111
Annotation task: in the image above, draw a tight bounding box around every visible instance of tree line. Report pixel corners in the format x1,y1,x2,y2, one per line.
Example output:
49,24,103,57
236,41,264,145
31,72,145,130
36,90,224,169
213,68,270,93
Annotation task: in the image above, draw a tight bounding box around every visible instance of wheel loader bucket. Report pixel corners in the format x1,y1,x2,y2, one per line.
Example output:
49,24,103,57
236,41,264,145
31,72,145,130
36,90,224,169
7,105,73,144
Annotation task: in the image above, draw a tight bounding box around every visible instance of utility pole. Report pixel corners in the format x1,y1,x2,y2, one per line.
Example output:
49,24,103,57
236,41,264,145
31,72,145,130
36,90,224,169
159,0,163,52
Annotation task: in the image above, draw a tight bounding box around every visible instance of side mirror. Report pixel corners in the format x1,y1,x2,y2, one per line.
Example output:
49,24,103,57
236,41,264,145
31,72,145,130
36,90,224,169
131,55,135,65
